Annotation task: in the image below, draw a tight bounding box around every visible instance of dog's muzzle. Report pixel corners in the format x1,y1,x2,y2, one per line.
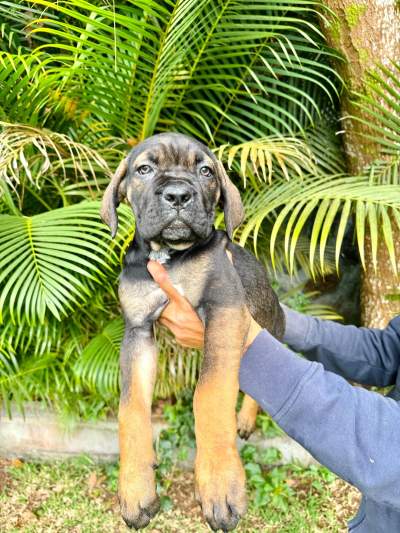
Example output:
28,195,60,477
137,177,213,244
156,181,198,241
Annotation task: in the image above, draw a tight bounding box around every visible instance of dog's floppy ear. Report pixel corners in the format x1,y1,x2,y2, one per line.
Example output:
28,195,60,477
100,158,128,238
216,161,245,239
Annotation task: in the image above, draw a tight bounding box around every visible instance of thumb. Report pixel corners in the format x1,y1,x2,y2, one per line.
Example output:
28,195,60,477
147,260,183,302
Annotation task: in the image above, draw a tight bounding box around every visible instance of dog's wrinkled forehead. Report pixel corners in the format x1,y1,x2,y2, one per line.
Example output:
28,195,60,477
127,132,216,170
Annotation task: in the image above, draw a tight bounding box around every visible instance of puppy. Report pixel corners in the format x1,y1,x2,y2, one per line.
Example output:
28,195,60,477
100,132,284,531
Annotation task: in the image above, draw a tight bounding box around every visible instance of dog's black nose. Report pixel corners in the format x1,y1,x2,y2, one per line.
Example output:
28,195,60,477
161,183,193,208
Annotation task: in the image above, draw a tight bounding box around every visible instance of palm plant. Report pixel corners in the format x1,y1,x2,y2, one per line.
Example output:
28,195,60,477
1,0,397,414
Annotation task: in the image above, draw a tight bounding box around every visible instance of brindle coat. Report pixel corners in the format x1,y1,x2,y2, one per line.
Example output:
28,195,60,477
100,132,284,532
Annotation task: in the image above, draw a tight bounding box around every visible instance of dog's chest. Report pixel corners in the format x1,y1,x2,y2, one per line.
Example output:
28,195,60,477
119,256,210,328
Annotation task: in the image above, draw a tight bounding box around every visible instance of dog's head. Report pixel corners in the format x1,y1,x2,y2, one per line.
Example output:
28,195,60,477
100,133,244,247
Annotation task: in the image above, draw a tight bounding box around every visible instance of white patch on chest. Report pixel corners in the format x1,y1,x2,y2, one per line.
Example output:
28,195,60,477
148,248,171,264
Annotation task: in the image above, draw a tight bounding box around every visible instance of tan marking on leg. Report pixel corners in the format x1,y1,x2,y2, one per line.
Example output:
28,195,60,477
119,330,160,529
194,305,251,531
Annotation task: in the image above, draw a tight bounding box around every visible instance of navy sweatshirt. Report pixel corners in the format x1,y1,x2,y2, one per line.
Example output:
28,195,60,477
239,307,400,532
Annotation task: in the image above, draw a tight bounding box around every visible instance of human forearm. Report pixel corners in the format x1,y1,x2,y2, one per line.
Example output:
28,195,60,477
240,330,400,509
282,306,400,386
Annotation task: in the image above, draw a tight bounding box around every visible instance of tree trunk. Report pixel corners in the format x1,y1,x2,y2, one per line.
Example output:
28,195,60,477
320,0,400,327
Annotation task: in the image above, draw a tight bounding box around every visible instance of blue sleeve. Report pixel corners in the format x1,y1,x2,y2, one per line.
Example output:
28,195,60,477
282,306,400,387
239,330,400,509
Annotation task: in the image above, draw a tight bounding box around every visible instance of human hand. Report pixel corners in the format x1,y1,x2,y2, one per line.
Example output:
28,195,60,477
147,260,262,351
147,260,205,348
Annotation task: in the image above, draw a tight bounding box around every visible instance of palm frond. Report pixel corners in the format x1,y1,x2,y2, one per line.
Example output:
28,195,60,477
27,0,173,140
216,136,317,184
0,314,62,357
0,50,64,125
0,122,110,195
239,174,400,275
260,233,337,279
0,2,57,50
161,1,341,143
73,319,202,400
0,345,59,414
73,317,123,396
350,61,400,160
25,0,341,145
0,201,134,324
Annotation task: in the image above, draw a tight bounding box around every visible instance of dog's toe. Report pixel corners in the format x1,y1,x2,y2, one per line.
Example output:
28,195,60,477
122,496,160,530
237,417,256,440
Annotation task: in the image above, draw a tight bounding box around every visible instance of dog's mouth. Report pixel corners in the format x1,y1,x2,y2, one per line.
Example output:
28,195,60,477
161,218,195,242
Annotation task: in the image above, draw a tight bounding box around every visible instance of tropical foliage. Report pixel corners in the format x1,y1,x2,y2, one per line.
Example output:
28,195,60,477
0,0,399,416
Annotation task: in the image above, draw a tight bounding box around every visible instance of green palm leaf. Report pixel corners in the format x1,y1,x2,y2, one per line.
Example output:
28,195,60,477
0,345,59,414
0,51,52,123
0,2,57,51
25,0,340,144
239,174,400,274
74,319,202,400
350,61,400,159
216,136,316,184
74,317,124,396
0,201,133,324
0,313,62,357
161,1,340,143
27,0,172,140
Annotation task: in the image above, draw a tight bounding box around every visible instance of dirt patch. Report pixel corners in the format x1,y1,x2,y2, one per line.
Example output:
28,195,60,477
328,479,361,525
0,460,361,532
0,459,15,492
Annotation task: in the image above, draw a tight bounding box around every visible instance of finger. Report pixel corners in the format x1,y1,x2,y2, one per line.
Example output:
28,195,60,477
159,317,174,329
158,318,183,340
147,260,184,302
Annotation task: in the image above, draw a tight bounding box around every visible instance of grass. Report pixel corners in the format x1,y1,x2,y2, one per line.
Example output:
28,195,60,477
0,455,360,533
0,395,361,532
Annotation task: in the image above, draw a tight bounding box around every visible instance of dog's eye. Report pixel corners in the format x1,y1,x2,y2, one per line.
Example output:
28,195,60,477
199,166,213,177
137,165,153,176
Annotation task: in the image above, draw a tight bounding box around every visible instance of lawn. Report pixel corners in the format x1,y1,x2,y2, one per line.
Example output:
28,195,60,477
0,456,360,533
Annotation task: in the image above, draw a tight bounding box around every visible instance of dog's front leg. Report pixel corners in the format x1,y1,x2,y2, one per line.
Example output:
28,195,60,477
118,324,160,529
194,304,251,532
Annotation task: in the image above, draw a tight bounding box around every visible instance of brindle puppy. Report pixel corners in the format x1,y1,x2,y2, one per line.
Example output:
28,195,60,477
100,132,284,531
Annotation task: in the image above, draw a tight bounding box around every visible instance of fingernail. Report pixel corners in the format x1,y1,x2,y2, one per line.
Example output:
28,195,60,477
147,260,159,273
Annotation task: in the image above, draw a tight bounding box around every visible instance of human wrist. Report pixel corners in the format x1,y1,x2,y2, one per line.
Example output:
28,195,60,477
281,304,311,348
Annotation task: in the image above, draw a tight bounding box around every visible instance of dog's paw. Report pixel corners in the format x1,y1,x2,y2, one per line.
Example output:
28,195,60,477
236,410,257,440
119,466,160,529
195,448,247,531
237,397,258,440
120,495,160,530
